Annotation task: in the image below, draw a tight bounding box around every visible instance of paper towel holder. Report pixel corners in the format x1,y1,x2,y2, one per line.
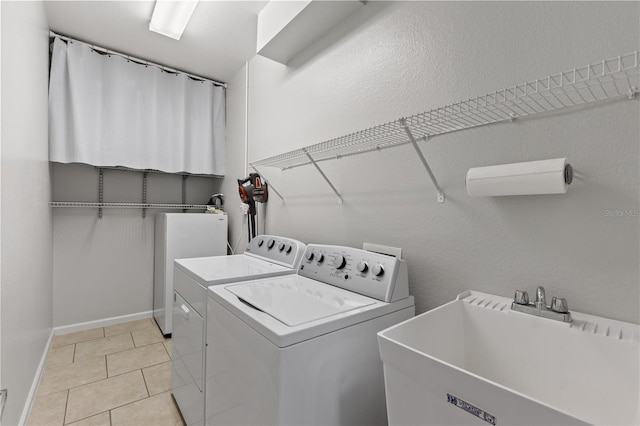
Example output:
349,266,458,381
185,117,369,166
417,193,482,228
466,158,573,197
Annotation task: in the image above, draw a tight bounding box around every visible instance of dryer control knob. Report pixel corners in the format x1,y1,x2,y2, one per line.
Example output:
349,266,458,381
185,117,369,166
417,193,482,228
285,244,292,254
257,239,264,247
278,242,285,252
267,239,275,249
372,264,385,277
316,253,324,263
333,255,346,269
305,251,314,261
356,261,369,273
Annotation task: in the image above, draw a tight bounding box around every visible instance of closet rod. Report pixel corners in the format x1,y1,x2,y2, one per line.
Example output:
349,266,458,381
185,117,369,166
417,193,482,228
49,31,227,88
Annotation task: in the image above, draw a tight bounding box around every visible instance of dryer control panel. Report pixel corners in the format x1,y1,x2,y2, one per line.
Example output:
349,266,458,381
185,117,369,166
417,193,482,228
298,244,409,303
244,235,306,269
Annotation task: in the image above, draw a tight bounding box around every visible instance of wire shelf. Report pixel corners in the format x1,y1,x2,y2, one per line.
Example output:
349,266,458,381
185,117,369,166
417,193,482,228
50,202,209,210
251,51,639,171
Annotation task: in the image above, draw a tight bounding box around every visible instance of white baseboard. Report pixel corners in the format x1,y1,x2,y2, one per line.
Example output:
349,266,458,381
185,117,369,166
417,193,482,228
18,329,54,426
54,310,153,335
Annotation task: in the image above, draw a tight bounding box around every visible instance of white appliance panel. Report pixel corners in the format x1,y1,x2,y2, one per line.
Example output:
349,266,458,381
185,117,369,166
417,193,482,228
170,235,306,426
206,294,415,425
204,244,415,425
154,213,227,335
172,292,205,426
210,276,414,347
175,254,291,285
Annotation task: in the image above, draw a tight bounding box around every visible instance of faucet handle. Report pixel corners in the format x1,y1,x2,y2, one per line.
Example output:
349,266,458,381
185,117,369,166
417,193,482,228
551,297,569,313
514,290,529,305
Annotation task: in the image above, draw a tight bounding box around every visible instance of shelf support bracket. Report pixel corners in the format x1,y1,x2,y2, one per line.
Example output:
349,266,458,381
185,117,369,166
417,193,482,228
182,175,188,213
142,172,148,218
250,165,284,201
98,168,104,218
303,148,343,204
400,119,445,203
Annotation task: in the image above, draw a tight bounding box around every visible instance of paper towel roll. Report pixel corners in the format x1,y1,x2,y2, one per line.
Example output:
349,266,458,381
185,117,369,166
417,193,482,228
466,158,572,197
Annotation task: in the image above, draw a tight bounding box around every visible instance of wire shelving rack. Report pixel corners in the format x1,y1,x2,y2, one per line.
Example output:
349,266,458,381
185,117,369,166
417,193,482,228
50,167,216,218
250,51,640,204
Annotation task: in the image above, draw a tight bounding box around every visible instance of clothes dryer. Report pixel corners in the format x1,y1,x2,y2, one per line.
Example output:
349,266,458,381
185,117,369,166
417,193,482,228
171,235,306,426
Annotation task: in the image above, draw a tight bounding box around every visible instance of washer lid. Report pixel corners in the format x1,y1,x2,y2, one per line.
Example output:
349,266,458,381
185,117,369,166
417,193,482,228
226,277,376,326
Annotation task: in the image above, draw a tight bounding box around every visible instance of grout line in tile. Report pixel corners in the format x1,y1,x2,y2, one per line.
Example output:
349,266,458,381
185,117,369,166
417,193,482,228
162,339,171,359
109,410,112,426
63,372,149,424
140,368,151,398
96,394,150,420
104,322,155,338
64,409,110,426
132,339,165,349
73,334,140,363
99,363,167,383
72,344,77,363
63,389,70,425
40,362,112,397
54,325,104,348
110,357,169,379
54,334,105,348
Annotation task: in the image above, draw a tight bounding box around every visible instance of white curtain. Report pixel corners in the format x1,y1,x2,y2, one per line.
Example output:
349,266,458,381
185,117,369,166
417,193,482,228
49,37,225,175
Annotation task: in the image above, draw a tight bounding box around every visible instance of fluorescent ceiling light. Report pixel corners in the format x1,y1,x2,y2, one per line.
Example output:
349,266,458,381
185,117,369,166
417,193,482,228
149,0,199,40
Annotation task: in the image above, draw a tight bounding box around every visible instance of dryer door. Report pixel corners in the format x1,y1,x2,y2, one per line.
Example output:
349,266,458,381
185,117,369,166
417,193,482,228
172,292,204,426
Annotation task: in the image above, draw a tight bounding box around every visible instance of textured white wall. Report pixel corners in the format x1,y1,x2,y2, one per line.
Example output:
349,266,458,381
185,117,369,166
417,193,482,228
234,2,639,323
0,1,52,424
222,64,253,255
52,164,223,326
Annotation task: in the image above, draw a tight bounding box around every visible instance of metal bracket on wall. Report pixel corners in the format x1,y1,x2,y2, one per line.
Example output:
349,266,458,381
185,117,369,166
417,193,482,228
250,165,284,201
303,148,343,204
400,119,445,203
98,168,104,218
182,175,188,213
142,172,148,218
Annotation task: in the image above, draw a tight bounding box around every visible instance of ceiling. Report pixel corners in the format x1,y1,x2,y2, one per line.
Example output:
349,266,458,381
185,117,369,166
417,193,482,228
44,1,269,83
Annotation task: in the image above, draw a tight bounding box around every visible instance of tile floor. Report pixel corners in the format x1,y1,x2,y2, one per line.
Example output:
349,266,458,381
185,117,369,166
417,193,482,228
27,318,185,426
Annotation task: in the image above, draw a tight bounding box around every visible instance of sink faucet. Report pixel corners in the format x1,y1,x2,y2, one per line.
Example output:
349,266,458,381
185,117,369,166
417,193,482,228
511,286,572,323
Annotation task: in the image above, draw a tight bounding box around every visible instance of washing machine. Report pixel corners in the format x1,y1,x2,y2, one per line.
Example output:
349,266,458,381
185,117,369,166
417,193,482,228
205,244,415,425
171,235,306,426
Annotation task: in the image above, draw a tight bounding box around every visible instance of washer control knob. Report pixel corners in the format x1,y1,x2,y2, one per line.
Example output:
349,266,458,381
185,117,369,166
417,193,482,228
305,251,314,261
316,253,324,263
285,244,292,254
372,264,385,277
356,261,369,273
278,242,285,252
257,239,264,247
267,239,275,249
333,255,346,269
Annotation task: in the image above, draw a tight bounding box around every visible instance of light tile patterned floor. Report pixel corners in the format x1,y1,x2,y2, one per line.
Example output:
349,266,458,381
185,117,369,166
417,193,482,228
28,319,184,426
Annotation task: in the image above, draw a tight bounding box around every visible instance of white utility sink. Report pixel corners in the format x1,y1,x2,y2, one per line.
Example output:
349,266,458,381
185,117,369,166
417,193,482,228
378,291,639,426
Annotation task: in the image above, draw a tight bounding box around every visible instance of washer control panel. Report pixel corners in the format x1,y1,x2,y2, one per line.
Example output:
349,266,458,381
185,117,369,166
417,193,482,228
298,244,409,302
244,235,306,269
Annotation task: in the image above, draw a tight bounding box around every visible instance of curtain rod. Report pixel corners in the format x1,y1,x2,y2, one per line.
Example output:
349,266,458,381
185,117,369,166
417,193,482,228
50,31,227,88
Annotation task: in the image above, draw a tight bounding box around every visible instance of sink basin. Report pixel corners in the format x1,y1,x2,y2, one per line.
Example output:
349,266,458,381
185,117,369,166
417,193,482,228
378,291,639,426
